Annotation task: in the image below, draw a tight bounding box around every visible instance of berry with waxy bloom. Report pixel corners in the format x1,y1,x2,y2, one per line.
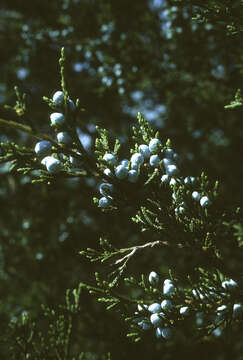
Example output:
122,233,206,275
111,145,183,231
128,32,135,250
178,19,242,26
162,158,175,167
163,280,175,296
184,176,195,185
170,178,176,186
99,196,112,208
164,148,174,158
138,320,152,330
166,164,179,176
120,159,129,168
200,196,211,207
42,156,62,173
103,153,116,165
52,91,64,105
213,328,222,337
233,304,242,319
50,112,65,126
148,271,159,285
190,176,196,183
130,152,144,166
173,153,179,162
149,138,162,153
139,144,150,159
57,132,72,144
148,303,162,313
161,174,169,183
150,313,165,326
128,169,139,183
115,165,128,179
34,141,52,156
104,168,113,177
192,191,200,201
217,305,227,313
161,299,173,311
103,153,117,165
222,279,238,291
180,306,190,316
150,154,160,167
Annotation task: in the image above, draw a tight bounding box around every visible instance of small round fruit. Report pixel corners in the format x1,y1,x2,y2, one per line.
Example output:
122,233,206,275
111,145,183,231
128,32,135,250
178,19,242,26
163,282,175,296
162,158,174,167
52,91,64,105
166,164,179,176
192,191,200,201
34,141,52,156
130,152,144,166
120,159,129,168
173,153,179,162
148,303,162,313
104,168,113,177
138,320,151,330
233,304,242,319
180,306,190,316
200,196,211,207
164,149,174,159
222,279,238,291
150,313,164,326
50,112,65,126
169,178,176,186
148,271,159,285
42,156,62,173
115,165,128,180
217,305,227,313
99,196,112,208
161,174,169,183
103,153,117,166
57,132,72,144
139,144,150,159
128,169,139,183
149,154,160,167
161,300,173,311
149,138,162,153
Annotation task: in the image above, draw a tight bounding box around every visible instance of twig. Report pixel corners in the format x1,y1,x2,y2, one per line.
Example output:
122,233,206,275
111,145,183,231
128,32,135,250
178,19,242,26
114,239,186,266
114,240,162,265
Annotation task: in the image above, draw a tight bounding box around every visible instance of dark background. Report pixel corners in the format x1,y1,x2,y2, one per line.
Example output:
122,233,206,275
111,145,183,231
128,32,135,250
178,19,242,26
0,0,243,358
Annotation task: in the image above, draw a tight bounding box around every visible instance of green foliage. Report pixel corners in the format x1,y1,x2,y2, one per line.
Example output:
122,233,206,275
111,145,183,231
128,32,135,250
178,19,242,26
1,0,243,359
3,284,111,359
225,89,243,109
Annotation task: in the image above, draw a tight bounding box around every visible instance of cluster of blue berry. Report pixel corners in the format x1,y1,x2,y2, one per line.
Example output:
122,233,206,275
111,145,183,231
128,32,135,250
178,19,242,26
132,272,242,340
98,137,211,209
34,91,77,173
99,138,179,207
172,175,211,216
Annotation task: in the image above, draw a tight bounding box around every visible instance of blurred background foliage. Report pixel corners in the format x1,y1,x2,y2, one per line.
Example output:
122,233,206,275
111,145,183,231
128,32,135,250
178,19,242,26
0,0,243,358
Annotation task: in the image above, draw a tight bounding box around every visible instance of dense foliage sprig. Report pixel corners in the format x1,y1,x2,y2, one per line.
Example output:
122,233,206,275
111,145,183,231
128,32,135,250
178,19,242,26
0,45,243,356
